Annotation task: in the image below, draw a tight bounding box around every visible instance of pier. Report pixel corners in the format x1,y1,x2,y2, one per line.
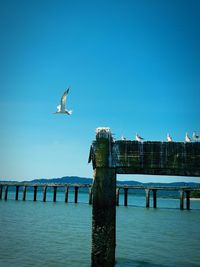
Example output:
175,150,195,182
89,127,200,267
0,183,91,203
0,182,199,210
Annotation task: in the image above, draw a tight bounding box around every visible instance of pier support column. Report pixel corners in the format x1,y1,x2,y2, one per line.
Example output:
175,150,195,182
116,188,120,206
124,188,128,207
186,191,190,210
74,186,78,203
33,186,37,201
65,186,69,203
15,185,19,200
53,186,57,202
0,185,3,200
145,189,150,208
92,167,116,267
43,186,47,202
89,187,93,205
91,128,116,267
180,190,184,210
22,186,27,201
152,189,157,208
4,186,8,201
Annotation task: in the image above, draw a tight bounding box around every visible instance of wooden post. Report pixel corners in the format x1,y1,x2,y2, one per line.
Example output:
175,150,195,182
124,188,128,207
186,190,190,210
92,167,116,267
91,128,116,267
145,189,150,208
65,186,69,203
43,186,47,202
15,185,19,200
180,190,184,210
116,188,120,206
33,186,37,201
152,189,157,208
4,185,8,201
0,185,3,200
53,186,57,202
89,187,93,205
22,186,27,201
74,186,78,203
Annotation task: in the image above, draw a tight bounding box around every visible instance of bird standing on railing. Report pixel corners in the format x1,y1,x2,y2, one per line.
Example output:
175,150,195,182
167,133,173,142
136,133,144,142
54,87,73,115
121,135,126,140
185,132,191,142
192,132,200,141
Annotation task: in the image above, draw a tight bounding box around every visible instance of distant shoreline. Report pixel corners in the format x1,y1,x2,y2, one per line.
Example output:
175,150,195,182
190,198,200,201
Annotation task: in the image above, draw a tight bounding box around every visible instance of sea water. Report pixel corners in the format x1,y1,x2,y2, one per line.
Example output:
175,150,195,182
0,191,200,267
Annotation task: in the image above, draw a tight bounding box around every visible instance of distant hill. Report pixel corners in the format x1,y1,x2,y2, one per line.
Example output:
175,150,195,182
1,176,199,188
27,176,199,187
29,176,93,184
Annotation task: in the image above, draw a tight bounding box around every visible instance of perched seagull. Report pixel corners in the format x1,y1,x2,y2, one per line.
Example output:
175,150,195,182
136,133,144,142
192,132,200,141
54,88,72,115
185,132,191,143
167,133,173,142
121,135,126,140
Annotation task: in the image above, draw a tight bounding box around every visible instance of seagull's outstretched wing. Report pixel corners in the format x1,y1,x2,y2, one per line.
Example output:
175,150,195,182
60,88,70,109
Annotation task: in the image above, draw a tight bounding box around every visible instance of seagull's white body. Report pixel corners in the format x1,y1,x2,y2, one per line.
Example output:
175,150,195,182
121,135,126,140
54,88,72,115
185,133,191,143
167,133,173,142
192,132,200,141
136,133,144,142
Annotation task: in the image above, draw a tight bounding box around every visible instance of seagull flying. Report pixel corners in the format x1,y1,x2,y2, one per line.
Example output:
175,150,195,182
167,133,173,142
185,132,191,143
192,132,200,141
136,133,144,142
54,88,72,115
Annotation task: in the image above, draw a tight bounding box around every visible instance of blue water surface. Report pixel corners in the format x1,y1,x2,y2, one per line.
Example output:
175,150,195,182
0,191,200,267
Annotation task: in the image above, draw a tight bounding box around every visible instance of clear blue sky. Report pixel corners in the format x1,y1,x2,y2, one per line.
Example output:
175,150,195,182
0,0,199,183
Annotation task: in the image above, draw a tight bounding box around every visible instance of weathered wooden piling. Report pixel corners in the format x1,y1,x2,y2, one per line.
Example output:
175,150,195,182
43,186,47,202
65,186,69,203
0,185,3,200
15,185,19,200
116,188,120,206
180,190,184,210
152,189,157,208
185,190,190,210
145,189,150,208
4,185,8,200
74,186,78,203
53,186,57,202
90,128,116,267
89,188,93,205
124,188,128,207
33,186,37,201
23,186,27,201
